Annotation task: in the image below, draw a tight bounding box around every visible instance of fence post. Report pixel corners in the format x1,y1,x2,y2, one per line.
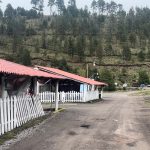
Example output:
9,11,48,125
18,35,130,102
0,99,4,135
37,81,40,94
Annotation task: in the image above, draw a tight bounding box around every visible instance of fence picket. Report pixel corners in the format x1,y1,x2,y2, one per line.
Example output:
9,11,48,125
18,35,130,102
7,98,10,131
4,98,7,132
0,99,4,135
10,97,13,130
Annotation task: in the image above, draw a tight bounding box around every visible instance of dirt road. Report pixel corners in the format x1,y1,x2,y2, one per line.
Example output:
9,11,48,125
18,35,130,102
5,92,150,150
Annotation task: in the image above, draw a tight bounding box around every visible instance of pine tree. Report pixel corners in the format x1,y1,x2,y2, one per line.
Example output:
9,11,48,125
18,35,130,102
55,0,65,14
129,32,136,47
31,0,44,13
77,36,85,62
68,37,75,58
97,0,105,15
31,0,40,10
100,69,116,91
41,31,47,49
122,44,131,61
0,8,3,19
17,48,31,66
48,0,55,15
68,0,76,8
96,41,103,62
91,0,97,14
138,50,145,62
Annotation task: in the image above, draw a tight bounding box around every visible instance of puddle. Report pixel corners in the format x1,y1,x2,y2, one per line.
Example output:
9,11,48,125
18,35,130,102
140,109,150,112
80,124,91,129
94,118,106,122
126,142,136,147
68,131,77,136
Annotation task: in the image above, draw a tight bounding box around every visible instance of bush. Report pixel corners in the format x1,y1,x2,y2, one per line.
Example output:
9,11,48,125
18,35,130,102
53,58,70,72
17,48,31,66
100,69,116,91
138,50,145,62
122,44,131,61
26,28,36,36
138,70,149,85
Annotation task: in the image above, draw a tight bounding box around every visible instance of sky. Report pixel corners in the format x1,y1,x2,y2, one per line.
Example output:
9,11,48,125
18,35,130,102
1,0,150,14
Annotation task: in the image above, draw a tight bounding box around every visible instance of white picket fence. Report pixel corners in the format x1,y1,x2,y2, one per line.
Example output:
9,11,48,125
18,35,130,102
60,91,84,102
39,91,100,103
0,95,44,136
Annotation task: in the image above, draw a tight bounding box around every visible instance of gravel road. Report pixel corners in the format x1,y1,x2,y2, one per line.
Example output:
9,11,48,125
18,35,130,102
4,92,150,150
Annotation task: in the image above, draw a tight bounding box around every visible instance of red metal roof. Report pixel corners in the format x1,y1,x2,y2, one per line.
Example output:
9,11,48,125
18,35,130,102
0,59,64,79
36,66,107,86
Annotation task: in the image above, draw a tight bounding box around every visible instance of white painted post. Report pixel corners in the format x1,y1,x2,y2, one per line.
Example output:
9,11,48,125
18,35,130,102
101,88,103,99
83,84,87,102
55,81,59,111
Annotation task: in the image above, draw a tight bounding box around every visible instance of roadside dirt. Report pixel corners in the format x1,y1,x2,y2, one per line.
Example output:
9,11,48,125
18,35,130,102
2,92,150,150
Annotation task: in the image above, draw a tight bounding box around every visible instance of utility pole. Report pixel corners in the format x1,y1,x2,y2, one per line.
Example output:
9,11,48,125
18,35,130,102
86,60,96,78
86,63,89,78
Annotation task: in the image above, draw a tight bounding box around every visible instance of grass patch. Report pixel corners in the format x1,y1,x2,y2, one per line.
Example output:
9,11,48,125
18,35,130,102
144,98,150,107
131,89,150,96
145,101,150,107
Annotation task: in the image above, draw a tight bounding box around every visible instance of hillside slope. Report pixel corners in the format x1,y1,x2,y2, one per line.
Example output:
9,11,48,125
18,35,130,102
0,1,150,85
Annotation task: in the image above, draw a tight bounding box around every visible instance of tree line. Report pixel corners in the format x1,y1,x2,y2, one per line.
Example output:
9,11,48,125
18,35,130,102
0,0,150,65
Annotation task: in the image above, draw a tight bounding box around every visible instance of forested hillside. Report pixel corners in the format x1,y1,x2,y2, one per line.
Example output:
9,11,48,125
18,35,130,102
0,0,150,86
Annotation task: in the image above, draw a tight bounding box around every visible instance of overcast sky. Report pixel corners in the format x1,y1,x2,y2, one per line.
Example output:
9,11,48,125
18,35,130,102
1,0,150,14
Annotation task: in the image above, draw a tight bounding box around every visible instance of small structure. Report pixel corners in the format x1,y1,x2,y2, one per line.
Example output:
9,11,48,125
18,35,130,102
36,66,107,103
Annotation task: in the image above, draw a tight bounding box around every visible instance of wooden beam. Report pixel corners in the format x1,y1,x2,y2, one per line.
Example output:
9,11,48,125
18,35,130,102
33,77,37,96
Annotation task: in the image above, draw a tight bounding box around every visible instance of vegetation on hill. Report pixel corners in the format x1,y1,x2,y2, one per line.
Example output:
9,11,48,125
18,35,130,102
0,0,150,87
